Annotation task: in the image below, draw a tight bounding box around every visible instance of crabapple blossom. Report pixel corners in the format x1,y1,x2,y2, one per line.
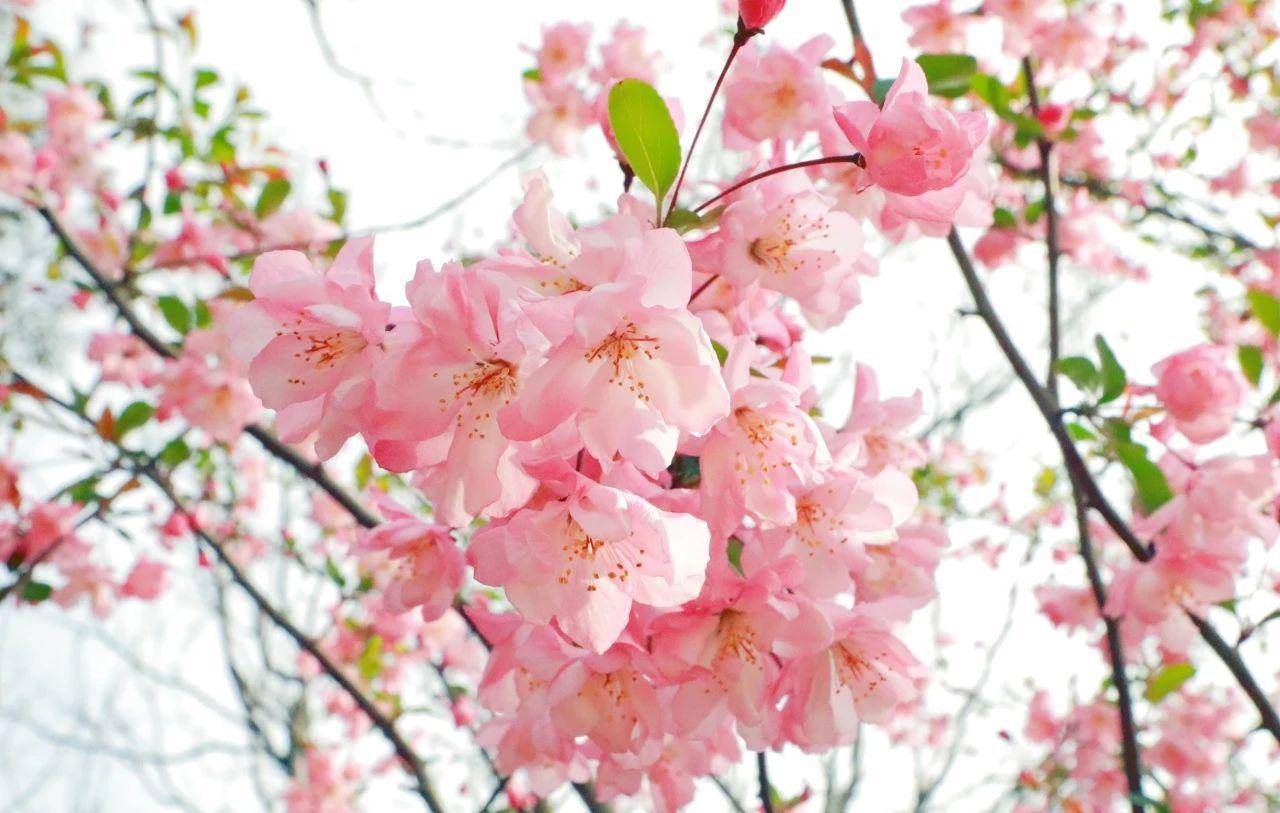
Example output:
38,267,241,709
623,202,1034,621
229,237,390,458
718,171,874,328
469,479,710,653
1151,344,1246,444
355,501,466,622
834,59,986,198
722,36,835,148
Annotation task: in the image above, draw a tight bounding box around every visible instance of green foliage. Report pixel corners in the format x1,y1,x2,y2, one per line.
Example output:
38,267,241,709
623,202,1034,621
607,79,681,217
1057,356,1099,391
1095,335,1126,404
915,54,978,98
726,537,745,577
115,401,155,439
255,178,292,219
1144,662,1195,703
1247,290,1280,336
1238,345,1263,386
157,295,192,334
1116,441,1173,513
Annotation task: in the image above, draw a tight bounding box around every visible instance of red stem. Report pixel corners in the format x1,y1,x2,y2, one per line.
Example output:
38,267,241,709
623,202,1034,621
692,154,864,214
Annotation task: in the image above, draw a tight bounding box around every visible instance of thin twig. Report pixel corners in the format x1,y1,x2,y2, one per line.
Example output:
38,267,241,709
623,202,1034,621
1070,482,1145,812
1020,57,1062,402
757,751,775,813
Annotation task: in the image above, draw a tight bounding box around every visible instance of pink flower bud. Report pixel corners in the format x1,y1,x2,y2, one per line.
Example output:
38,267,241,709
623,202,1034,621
739,0,785,29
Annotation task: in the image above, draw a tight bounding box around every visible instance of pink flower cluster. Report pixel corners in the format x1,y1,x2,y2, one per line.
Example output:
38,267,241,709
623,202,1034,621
523,22,667,155
231,157,947,805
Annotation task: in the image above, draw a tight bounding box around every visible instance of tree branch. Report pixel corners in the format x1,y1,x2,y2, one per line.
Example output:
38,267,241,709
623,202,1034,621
757,751,775,813
1020,57,1062,402
1070,483,1145,812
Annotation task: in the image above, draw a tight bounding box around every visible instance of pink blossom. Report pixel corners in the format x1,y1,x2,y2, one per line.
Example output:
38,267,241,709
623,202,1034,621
75,219,128,282
525,80,593,156
469,480,710,653
834,59,986,197
700,342,830,537
0,130,35,196
283,749,360,813
45,85,103,149
119,557,168,600
356,504,465,622
594,23,664,84
501,232,729,476
723,36,834,148
229,237,390,459
777,606,924,750
530,23,592,85
373,261,540,523
903,1,968,53
764,469,918,597
87,332,162,386
1152,344,1245,444
973,226,1021,268
718,171,873,328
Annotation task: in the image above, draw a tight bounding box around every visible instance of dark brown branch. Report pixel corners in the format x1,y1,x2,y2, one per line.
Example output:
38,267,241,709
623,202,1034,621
11,374,447,812
945,229,1280,743
33,203,614,813
1020,57,1062,402
1070,483,1145,812
1188,613,1280,739
757,751,775,813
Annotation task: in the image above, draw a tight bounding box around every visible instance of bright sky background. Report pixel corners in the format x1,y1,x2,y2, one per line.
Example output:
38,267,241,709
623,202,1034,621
4,1,1270,812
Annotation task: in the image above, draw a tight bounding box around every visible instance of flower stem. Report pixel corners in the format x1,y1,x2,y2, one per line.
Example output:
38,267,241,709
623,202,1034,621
692,154,864,214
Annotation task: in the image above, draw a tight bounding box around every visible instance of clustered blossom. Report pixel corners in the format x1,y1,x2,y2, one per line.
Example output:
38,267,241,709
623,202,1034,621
224,58,982,795
11,0,1280,810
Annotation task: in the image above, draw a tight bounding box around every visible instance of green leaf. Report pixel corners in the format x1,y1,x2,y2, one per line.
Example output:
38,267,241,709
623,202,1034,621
607,79,681,215
726,537,745,577
66,475,101,504
1023,198,1045,224
357,635,384,681
521,67,542,82
326,188,348,224
970,72,1013,116
20,581,53,603
915,53,978,98
194,300,212,329
1057,356,1099,391
157,295,191,334
194,67,218,90
1247,290,1280,336
160,438,191,466
1238,345,1264,386
664,207,704,233
710,339,729,366
667,454,702,489
871,78,895,106
1033,466,1056,498
1066,422,1098,441
1095,335,1126,404
1116,442,1173,513
325,557,347,588
115,401,155,439
355,453,373,489
254,177,291,219
1144,662,1195,703
992,206,1017,229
